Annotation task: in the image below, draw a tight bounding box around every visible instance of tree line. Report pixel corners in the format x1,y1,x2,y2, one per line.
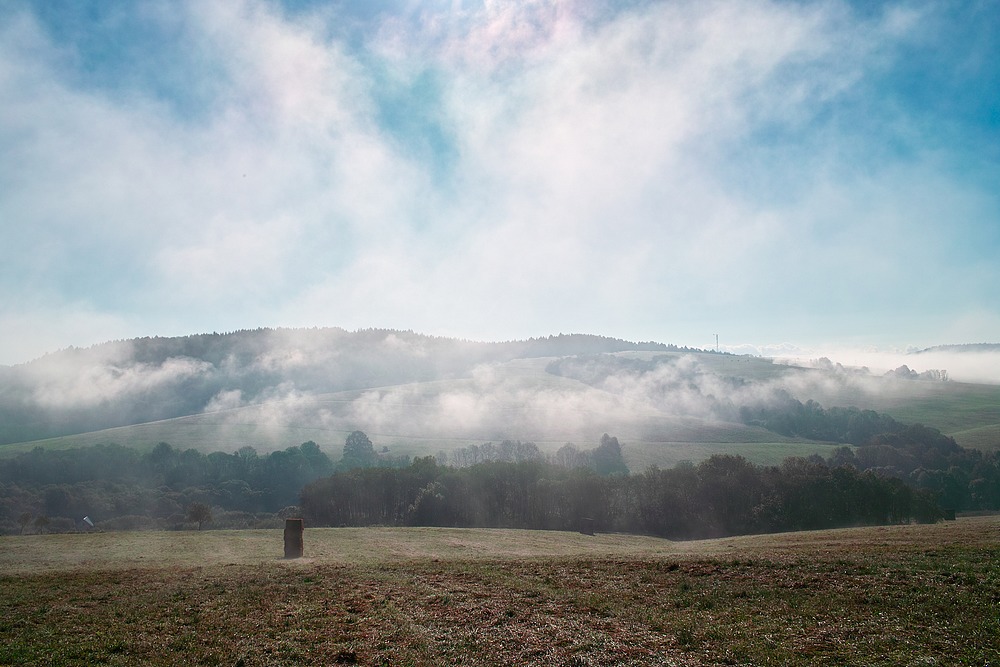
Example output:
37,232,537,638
300,454,940,538
740,398,1000,511
4,401,999,537
0,431,628,535
441,434,629,475
0,441,335,535
299,408,1000,537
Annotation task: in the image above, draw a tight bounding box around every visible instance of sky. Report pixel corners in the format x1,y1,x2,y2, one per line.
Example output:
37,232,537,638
1,0,998,367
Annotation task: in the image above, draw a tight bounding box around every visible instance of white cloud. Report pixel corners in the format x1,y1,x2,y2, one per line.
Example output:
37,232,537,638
27,353,212,409
0,0,997,364
768,344,1000,386
155,215,303,300
204,389,245,413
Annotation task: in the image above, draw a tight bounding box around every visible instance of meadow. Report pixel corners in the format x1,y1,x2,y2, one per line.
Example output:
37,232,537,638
2,518,998,665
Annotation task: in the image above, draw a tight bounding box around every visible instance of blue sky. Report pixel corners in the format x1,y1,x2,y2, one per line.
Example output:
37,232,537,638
1,0,998,366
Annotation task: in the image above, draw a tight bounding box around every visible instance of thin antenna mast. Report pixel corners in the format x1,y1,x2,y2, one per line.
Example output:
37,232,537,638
715,333,719,352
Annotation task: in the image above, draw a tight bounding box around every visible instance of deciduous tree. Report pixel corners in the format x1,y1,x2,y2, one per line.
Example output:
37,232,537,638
341,431,376,469
187,502,212,530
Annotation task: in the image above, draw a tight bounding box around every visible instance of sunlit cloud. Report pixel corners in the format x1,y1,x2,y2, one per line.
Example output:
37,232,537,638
0,0,997,364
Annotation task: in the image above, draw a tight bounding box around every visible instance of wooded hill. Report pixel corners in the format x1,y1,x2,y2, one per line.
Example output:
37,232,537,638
0,329,673,446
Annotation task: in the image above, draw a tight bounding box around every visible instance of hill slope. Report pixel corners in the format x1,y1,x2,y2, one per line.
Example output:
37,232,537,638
0,329,673,446
4,355,833,468
2,329,998,465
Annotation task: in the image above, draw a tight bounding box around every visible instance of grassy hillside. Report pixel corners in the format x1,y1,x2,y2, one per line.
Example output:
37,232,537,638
809,376,1000,431
949,424,1000,453
866,382,1000,435
2,519,998,665
800,376,1000,448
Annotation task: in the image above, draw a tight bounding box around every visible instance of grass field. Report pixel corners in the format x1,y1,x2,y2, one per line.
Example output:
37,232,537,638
2,519,999,665
949,424,1000,452
804,377,1000,446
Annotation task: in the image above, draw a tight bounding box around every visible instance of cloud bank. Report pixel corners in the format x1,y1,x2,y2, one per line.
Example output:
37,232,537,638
1,0,998,365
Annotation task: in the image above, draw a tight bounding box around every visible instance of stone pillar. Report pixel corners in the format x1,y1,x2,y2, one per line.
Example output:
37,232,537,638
284,518,304,558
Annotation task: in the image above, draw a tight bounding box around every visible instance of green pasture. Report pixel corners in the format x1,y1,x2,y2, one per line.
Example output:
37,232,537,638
876,382,1000,435
949,424,1000,452
806,377,1000,436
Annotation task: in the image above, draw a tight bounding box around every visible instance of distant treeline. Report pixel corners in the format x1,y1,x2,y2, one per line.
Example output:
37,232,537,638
0,433,627,535
742,397,1000,510
443,434,629,475
4,401,1000,536
0,441,335,535
301,456,940,538
740,397,911,445
302,410,1000,536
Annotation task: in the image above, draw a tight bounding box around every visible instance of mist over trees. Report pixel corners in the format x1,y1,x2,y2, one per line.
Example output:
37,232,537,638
7,408,999,539
300,454,940,537
441,434,628,475
0,440,335,534
300,419,1000,537
0,432,629,535
340,430,377,469
0,329,674,445
739,397,909,444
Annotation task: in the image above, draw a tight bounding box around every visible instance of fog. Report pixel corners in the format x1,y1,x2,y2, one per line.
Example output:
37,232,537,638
1,330,995,454
770,347,1000,386
221,346,995,452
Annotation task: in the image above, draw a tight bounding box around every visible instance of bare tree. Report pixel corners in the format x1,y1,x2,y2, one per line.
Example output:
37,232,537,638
33,515,50,534
187,502,212,530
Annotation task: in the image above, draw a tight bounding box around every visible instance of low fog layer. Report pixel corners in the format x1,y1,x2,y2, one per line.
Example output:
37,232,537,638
0,329,671,445
763,344,1000,386
2,329,991,453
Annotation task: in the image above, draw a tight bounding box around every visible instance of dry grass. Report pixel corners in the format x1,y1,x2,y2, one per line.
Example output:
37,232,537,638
2,519,999,665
